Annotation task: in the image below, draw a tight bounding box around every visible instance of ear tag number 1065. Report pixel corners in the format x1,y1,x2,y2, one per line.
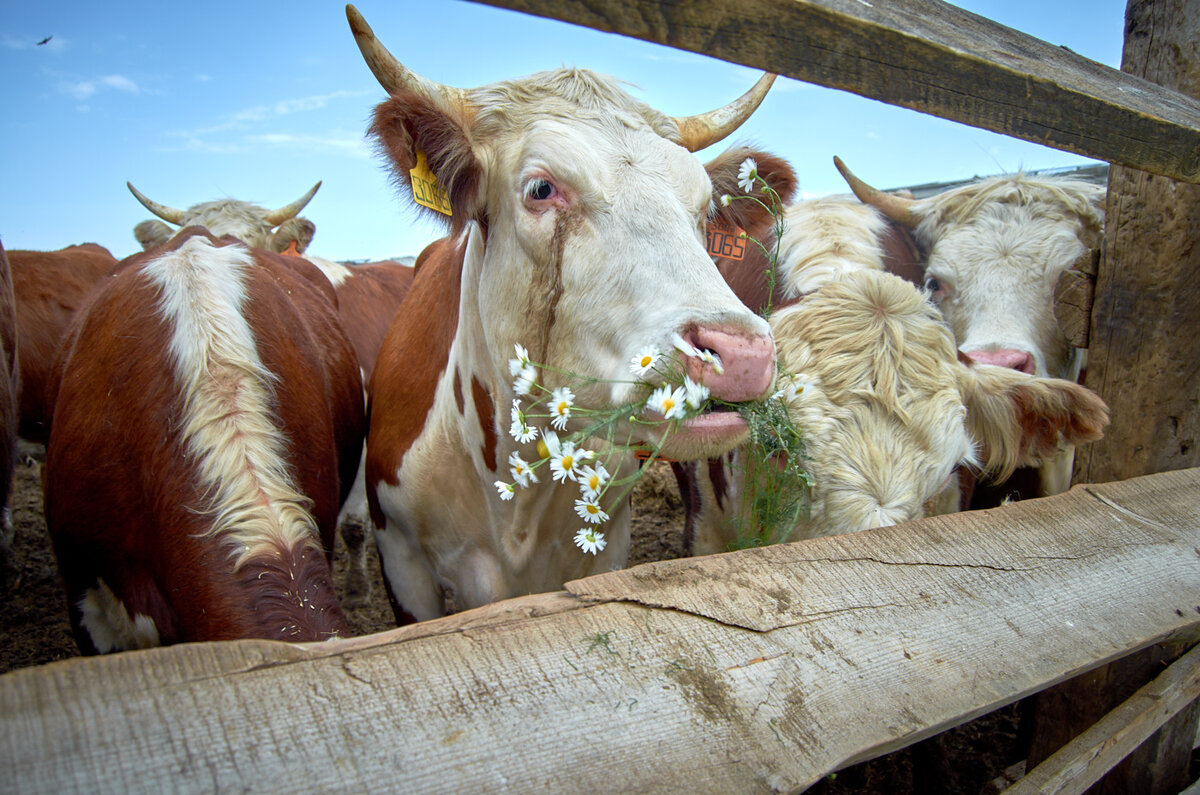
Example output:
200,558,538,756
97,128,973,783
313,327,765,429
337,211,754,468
410,150,453,216
706,219,747,260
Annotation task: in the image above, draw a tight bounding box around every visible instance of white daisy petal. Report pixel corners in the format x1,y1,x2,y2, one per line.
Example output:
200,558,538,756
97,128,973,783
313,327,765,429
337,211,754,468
574,497,609,525
494,480,515,501
574,528,607,555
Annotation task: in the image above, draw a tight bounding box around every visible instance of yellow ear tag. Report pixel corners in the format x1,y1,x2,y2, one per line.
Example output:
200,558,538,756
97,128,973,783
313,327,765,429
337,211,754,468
410,150,453,216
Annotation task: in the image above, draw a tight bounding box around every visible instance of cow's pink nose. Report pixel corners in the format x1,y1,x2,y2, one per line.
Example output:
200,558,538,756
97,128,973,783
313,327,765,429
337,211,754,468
681,325,775,402
963,347,1035,374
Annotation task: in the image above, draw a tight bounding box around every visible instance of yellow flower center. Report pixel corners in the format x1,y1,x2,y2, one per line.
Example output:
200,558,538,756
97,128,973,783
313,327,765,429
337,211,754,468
588,475,600,490
556,401,568,416
586,504,599,515
662,397,676,413
639,355,652,367
537,439,549,458
561,455,574,471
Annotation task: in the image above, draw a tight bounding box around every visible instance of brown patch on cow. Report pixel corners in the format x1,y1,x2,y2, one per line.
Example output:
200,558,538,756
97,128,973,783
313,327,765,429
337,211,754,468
9,243,120,442
454,368,465,416
323,260,412,383
235,541,347,642
879,219,925,286
366,238,465,497
471,375,498,472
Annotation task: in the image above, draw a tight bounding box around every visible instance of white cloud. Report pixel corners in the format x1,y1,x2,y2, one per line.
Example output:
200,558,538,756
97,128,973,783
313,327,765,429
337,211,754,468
167,90,372,152
60,74,141,100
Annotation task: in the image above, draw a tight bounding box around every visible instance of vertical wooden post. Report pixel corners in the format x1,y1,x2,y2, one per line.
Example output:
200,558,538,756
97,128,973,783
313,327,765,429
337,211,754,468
1030,1,1200,791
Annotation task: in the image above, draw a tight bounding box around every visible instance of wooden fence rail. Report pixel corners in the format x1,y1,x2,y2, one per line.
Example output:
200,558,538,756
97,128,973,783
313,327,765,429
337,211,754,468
470,0,1200,185
4,468,1199,793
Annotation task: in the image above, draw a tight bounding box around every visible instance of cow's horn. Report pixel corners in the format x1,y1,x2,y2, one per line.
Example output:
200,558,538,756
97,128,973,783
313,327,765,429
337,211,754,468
673,73,775,153
346,5,470,108
127,182,185,225
833,156,918,226
263,181,322,227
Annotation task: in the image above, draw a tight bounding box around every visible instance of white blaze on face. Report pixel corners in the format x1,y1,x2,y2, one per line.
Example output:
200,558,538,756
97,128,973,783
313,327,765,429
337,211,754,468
916,177,1105,380
478,112,769,418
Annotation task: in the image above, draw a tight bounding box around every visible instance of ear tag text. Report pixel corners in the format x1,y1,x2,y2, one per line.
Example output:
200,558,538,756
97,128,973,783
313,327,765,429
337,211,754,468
706,218,747,261
411,150,453,216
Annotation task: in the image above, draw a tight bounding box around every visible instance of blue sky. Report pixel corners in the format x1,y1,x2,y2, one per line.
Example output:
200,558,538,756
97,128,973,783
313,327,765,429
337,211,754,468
2,1,1126,262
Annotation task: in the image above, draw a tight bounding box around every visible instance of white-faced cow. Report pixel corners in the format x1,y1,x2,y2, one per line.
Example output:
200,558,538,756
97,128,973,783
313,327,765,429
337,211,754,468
44,227,364,652
0,242,18,591
688,191,1108,553
835,157,1107,502
128,181,321,255
7,243,120,444
348,6,782,623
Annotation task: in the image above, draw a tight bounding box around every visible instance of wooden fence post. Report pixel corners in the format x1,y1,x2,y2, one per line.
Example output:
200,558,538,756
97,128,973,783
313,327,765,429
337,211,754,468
1031,2,1200,791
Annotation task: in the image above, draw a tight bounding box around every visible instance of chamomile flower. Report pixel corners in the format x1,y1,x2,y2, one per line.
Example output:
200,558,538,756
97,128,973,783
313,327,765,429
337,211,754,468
513,363,538,397
574,527,607,555
629,347,661,378
695,348,724,376
671,332,699,359
737,157,758,193
508,343,532,377
574,496,609,525
720,194,732,207
648,384,687,420
508,451,538,488
577,462,610,500
683,377,711,411
494,480,515,501
509,399,538,443
549,386,575,431
543,430,583,483
773,374,816,402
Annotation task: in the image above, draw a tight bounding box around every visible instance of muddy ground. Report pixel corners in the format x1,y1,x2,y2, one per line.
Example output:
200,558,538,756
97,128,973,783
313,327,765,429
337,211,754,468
0,446,1023,793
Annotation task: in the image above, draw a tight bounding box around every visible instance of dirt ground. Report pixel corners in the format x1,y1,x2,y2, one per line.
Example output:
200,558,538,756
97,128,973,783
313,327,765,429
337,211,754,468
0,447,1023,793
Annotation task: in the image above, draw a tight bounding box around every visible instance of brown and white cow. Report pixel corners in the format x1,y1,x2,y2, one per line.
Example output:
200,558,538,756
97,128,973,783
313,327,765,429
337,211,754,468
686,189,1108,553
348,6,782,622
835,157,1107,501
7,243,119,444
0,242,19,591
128,181,321,255
302,255,415,607
43,227,364,652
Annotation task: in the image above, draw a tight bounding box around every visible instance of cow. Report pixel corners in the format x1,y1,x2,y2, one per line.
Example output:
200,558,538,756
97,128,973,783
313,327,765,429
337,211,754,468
7,243,120,444
128,181,321,255
684,187,1108,553
0,242,18,591
834,157,1107,502
302,255,415,607
43,227,364,652
347,5,783,623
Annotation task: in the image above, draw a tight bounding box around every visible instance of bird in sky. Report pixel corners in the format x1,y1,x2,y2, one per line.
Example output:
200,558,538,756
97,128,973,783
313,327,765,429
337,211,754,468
36,35,52,46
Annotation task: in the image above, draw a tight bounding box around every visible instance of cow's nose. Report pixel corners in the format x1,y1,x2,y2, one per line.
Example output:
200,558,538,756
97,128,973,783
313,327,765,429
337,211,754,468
681,325,775,401
962,347,1035,374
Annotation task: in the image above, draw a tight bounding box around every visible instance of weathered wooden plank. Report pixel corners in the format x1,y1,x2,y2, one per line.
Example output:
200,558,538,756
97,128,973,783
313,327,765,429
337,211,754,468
466,0,1200,184
1005,642,1200,795
3,468,1200,794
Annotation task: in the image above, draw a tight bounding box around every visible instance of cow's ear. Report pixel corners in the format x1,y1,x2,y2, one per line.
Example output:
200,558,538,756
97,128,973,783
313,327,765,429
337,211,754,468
369,92,483,233
270,217,316,254
707,146,797,234
133,220,172,251
959,365,1109,481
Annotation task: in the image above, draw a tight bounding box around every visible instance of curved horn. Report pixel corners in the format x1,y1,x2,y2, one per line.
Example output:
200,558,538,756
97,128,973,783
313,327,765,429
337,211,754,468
346,5,470,107
833,156,917,226
263,181,322,227
673,72,775,153
127,182,186,225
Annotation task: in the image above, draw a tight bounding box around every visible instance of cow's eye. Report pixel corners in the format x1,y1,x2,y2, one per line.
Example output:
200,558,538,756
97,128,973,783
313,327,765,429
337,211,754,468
925,276,946,298
526,179,554,201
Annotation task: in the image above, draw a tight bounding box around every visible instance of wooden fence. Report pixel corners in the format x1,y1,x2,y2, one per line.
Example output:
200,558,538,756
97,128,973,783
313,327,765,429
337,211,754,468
3,1,1199,791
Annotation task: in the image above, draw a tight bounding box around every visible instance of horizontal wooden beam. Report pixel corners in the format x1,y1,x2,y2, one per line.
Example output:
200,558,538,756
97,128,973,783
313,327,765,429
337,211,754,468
1005,642,1200,795
3,468,1200,792
466,0,1200,185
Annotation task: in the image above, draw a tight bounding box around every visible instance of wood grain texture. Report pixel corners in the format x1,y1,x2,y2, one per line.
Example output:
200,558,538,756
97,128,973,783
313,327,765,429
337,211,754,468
465,0,1200,183
3,468,1200,793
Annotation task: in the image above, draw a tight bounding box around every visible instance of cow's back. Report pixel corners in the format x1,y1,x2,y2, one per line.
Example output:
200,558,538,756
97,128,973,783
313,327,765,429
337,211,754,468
44,229,363,650
0,242,19,589
9,243,118,442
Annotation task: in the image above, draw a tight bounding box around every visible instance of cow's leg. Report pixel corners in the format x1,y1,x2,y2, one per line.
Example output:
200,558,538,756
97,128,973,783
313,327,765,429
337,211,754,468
373,523,444,624
336,454,373,609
